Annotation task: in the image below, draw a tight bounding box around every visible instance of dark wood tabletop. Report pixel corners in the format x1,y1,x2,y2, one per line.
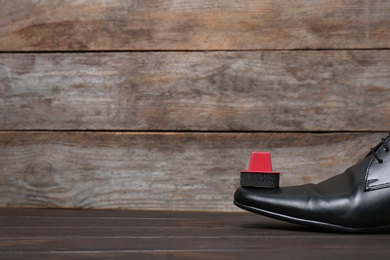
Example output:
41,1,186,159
1,208,390,259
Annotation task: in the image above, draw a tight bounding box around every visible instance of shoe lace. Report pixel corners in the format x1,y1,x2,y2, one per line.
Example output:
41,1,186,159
371,134,390,163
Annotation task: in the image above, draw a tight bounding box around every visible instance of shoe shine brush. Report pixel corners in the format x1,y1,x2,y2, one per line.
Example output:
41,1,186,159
240,152,280,188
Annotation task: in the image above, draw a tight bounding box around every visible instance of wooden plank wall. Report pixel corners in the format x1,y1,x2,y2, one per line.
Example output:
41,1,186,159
0,0,389,211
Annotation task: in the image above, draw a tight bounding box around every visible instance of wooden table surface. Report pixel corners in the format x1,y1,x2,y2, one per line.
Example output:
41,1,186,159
1,208,390,259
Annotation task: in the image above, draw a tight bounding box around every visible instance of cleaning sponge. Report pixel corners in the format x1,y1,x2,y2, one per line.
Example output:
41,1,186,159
240,152,280,188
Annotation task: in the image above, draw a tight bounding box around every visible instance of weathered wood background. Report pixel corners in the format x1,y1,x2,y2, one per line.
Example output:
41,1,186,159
0,0,389,211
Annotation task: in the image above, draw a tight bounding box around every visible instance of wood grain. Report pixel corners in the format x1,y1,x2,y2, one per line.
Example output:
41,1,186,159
1,208,390,259
0,131,383,211
1,0,389,216
1,0,390,51
1,51,390,131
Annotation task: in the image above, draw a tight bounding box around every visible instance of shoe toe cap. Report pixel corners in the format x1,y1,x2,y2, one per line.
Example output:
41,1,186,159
233,185,327,222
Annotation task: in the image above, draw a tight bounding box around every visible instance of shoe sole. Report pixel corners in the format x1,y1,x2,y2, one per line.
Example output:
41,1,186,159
233,200,390,233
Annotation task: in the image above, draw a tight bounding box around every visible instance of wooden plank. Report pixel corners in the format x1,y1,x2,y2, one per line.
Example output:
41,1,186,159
0,131,384,211
1,51,390,131
2,234,390,252
0,210,298,234
2,251,390,260
1,0,390,51
1,209,390,259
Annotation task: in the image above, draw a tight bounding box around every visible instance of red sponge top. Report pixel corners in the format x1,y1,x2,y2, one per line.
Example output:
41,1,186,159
244,151,279,174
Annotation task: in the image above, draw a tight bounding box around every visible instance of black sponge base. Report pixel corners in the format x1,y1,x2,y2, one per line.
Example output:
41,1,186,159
240,171,279,188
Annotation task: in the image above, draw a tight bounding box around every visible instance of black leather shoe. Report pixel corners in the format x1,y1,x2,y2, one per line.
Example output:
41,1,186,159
234,134,390,233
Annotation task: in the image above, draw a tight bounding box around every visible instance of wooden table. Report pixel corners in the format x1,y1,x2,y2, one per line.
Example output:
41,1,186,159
1,208,390,259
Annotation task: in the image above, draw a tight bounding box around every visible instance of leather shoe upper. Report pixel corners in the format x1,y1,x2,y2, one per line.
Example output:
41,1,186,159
234,135,390,232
